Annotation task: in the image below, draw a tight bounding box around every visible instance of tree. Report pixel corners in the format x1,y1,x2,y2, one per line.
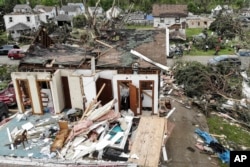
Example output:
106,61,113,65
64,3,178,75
73,15,87,28
209,13,244,40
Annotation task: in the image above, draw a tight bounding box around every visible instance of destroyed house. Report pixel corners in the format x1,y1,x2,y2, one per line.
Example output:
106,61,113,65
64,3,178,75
15,28,168,116
2,28,169,166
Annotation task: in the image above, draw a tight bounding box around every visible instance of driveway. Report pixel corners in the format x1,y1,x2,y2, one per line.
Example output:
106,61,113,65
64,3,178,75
163,98,220,167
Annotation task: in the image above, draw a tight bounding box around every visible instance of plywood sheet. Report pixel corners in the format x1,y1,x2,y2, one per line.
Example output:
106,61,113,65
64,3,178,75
129,116,165,166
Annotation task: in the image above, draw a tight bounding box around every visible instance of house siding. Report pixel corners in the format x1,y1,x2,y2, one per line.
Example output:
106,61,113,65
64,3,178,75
4,14,40,30
154,17,186,28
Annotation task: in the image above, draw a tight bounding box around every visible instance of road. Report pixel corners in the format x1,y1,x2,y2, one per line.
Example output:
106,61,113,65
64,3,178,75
0,55,20,66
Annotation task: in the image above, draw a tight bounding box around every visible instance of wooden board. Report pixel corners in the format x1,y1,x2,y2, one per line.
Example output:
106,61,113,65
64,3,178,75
129,116,165,166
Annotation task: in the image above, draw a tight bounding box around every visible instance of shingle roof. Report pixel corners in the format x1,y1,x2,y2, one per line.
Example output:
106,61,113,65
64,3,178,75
34,5,55,12
61,5,79,12
7,23,31,31
55,14,73,21
14,4,32,10
152,4,188,17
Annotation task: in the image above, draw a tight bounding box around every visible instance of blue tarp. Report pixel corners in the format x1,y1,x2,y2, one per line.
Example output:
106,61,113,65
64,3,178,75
195,128,218,144
195,128,230,163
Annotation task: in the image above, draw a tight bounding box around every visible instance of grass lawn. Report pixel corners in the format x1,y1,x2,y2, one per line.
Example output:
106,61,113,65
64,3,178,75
187,47,236,56
207,115,250,167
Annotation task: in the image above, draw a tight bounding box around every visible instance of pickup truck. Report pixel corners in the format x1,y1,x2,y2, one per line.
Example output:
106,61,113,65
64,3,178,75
0,82,16,107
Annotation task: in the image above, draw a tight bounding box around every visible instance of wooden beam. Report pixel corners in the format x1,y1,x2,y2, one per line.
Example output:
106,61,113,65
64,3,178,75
129,116,165,166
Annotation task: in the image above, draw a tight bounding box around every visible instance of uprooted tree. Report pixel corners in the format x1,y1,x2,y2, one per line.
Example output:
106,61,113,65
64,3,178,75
173,61,250,127
174,61,242,98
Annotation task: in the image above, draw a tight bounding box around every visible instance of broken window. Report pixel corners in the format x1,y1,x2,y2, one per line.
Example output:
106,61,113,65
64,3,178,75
9,17,13,22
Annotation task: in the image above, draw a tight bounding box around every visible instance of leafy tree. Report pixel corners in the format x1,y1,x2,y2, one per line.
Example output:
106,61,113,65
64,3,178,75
73,15,87,28
209,13,243,40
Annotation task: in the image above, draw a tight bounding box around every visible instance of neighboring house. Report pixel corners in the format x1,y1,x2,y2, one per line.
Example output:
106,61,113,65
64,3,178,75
67,3,85,13
106,6,122,20
60,5,83,17
152,4,188,28
55,14,73,27
88,7,104,18
33,5,57,23
211,5,233,17
186,15,215,28
3,4,40,40
126,11,146,24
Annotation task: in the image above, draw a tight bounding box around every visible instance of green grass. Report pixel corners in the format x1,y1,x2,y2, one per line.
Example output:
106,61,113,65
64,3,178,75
207,115,250,167
207,115,250,147
185,47,235,56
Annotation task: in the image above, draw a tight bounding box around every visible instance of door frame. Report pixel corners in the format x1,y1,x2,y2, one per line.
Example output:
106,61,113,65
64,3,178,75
117,80,132,112
139,80,154,115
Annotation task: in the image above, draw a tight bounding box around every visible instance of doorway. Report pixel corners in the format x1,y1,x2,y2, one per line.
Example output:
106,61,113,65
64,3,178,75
139,80,154,115
61,76,71,109
117,80,139,116
15,79,32,112
37,80,54,113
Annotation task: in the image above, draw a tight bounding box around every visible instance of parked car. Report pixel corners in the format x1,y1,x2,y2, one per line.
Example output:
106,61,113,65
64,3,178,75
237,49,250,57
207,55,241,67
0,101,9,122
8,49,25,59
0,44,20,55
0,82,16,107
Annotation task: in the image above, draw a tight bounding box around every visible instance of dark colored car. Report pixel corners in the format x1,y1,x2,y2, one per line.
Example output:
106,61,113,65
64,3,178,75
0,44,20,55
0,101,9,122
207,55,241,67
8,49,25,59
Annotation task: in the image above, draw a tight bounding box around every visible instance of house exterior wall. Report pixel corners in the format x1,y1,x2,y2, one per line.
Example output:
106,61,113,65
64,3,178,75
186,17,214,28
11,70,159,115
11,72,51,114
39,8,56,23
4,14,40,30
154,17,186,28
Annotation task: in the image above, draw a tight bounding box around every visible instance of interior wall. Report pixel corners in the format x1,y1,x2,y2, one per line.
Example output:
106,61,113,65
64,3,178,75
73,69,99,107
68,75,84,109
51,70,64,113
11,72,51,113
113,74,159,114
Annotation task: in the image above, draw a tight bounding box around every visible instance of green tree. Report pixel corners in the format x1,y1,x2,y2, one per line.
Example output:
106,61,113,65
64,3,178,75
209,13,243,40
73,15,87,28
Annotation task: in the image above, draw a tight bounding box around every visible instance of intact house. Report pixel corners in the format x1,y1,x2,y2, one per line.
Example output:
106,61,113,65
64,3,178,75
33,5,57,23
152,4,188,29
12,28,168,117
3,4,40,40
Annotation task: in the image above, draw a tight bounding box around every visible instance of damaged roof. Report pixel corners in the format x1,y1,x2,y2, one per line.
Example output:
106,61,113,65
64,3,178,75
19,28,167,71
96,29,167,69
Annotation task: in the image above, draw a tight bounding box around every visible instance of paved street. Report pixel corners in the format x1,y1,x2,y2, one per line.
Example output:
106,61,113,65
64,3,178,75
0,56,20,65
